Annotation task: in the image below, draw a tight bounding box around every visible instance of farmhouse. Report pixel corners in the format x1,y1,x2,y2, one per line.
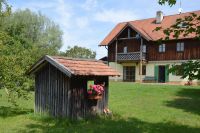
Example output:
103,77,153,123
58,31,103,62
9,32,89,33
100,10,200,85
28,55,120,119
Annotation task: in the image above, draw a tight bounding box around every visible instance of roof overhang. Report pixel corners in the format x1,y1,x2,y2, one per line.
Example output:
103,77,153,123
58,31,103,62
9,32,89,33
27,55,72,77
99,22,151,46
27,55,121,77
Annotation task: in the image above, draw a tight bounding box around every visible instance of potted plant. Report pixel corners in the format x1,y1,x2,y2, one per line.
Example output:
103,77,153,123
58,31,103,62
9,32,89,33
87,83,104,100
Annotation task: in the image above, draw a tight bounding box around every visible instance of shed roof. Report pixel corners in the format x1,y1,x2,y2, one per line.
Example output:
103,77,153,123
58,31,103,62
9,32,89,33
28,55,120,77
100,10,200,46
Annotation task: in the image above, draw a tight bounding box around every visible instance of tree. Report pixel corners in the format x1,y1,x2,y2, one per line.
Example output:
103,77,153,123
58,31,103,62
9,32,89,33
169,61,200,85
157,0,200,40
157,0,200,83
158,0,176,6
62,45,96,59
0,8,63,105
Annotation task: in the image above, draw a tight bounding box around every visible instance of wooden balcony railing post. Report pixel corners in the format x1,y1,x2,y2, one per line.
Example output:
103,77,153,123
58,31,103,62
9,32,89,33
139,38,143,83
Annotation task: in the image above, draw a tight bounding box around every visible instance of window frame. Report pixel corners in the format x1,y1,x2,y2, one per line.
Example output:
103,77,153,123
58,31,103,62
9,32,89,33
159,44,166,53
142,65,146,75
142,45,147,53
176,42,184,52
138,65,146,75
123,66,135,82
123,46,128,53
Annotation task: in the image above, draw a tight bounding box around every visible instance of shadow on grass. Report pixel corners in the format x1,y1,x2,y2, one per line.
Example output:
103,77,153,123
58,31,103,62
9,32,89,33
165,88,200,115
17,114,200,133
0,106,33,118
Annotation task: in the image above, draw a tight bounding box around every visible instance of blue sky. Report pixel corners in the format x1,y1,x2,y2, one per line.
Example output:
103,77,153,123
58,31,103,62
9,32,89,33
8,0,200,59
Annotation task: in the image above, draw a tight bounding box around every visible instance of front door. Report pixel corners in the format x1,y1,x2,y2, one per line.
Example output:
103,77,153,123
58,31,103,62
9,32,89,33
123,66,135,82
158,66,165,83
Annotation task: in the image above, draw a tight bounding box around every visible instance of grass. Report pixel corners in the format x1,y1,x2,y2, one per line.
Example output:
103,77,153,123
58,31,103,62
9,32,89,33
0,82,200,133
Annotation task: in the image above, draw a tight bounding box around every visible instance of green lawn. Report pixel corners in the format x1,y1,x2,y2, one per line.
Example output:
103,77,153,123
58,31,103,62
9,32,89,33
0,82,200,133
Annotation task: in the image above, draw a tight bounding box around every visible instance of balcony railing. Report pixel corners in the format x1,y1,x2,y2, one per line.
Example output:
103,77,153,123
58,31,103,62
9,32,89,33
117,52,146,61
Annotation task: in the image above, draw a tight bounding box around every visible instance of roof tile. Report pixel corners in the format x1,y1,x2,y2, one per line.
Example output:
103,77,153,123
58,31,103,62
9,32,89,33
100,10,200,46
52,56,120,76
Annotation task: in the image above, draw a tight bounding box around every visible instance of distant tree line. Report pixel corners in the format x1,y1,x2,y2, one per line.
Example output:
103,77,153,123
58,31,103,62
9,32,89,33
60,45,96,59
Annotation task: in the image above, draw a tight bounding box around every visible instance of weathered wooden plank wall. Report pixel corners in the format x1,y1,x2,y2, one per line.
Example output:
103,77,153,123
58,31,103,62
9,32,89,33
35,63,70,117
35,63,109,119
70,77,88,119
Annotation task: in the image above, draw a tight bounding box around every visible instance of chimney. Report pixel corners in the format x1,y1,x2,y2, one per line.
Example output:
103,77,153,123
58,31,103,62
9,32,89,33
156,11,163,24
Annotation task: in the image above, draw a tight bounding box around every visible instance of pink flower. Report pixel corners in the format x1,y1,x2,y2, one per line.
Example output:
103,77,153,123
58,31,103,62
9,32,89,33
88,84,104,95
87,90,92,95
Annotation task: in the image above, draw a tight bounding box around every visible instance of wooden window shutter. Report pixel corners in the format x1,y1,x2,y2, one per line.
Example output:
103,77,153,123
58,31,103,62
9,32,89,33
154,65,159,82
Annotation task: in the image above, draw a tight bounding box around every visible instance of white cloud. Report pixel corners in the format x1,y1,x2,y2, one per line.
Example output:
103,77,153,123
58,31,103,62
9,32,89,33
12,1,56,12
94,9,138,23
96,46,107,59
75,17,90,29
55,0,73,29
27,2,55,10
81,0,98,11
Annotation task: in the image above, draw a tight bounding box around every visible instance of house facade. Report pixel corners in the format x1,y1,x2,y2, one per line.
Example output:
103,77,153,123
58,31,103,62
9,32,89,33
100,10,200,85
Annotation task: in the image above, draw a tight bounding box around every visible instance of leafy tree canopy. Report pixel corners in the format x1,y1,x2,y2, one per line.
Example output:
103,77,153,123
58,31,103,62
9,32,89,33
158,0,176,6
169,61,200,82
61,45,96,59
0,6,63,105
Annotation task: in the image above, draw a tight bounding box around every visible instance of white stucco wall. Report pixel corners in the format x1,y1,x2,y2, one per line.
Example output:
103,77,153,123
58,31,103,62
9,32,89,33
109,62,123,81
109,60,199,84
147,61,187,82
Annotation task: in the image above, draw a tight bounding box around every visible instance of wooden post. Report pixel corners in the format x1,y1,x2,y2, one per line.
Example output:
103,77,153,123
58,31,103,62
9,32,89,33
140,38,143,83
115,39,118,81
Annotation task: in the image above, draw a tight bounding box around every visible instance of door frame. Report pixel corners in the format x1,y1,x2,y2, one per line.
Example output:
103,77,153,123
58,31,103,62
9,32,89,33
158,65,166,83
123,66,136,82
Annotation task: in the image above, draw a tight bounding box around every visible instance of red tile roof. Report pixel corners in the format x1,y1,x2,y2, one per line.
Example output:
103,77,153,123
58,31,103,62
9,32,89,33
28,55,120,77
100,10,200,46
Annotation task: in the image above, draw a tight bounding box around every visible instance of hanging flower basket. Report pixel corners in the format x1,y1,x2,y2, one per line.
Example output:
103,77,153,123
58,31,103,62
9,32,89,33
87,84,104,100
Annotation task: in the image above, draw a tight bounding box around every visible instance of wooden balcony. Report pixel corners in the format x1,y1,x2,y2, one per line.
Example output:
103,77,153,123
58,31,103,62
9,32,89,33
117,52,146,61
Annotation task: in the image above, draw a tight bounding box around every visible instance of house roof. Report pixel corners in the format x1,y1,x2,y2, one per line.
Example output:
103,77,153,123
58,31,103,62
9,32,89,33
100,10,200,46
28,55,120,77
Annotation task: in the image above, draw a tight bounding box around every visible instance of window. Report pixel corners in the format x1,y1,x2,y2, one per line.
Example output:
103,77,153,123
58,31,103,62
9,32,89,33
177,22,188,28
142,45,146,53
159,44,165,52
142,65,146,75
123,66,135,82
177,42,184,52
123,46,128,53
87,80,94,89
139,65,146,75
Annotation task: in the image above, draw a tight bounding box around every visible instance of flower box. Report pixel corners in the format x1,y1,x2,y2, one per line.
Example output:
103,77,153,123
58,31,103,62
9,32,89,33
88,95,102,100
87,83,104,100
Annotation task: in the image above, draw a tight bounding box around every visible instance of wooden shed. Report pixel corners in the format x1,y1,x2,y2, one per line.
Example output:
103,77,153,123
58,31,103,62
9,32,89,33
28,55,120,119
